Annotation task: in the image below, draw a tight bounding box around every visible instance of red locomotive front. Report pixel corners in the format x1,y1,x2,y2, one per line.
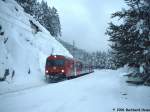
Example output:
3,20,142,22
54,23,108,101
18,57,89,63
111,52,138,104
45,55,74,81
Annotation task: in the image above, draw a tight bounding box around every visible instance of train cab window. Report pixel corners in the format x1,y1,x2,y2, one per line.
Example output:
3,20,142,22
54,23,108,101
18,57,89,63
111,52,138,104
46,60,65,67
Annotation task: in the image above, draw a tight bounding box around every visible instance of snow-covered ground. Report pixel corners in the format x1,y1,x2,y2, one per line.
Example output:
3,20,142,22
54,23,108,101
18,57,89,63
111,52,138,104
0,70,149,112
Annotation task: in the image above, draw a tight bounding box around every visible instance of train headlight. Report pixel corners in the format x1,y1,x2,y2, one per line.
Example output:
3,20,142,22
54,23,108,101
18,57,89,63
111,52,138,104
46,70,48,73
61,69,64,73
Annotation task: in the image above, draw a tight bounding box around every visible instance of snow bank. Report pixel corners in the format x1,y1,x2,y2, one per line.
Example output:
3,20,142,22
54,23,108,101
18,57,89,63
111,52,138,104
0,0,72,86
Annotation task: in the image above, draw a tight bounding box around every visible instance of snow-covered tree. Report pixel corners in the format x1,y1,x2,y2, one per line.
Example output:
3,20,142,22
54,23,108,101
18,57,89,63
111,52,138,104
15,0,61,38
15,0,37,15
106,0,150,75
47,7,61,37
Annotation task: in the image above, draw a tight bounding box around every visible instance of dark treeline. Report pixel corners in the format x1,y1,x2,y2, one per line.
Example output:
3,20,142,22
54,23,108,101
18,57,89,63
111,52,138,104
15,0,61,37
58,39,116,69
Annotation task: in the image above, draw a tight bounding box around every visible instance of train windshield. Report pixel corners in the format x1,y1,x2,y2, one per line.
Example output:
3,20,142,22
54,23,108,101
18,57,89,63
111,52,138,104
46,59,65,67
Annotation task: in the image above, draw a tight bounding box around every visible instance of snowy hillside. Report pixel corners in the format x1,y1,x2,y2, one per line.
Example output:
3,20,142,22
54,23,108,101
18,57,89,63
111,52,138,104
0,0,72,85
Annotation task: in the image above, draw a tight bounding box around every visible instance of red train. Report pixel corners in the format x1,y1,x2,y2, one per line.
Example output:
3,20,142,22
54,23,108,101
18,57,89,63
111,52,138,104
45,55,93,82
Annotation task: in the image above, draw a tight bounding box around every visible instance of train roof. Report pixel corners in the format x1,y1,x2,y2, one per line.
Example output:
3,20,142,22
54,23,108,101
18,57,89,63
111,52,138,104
46,55,90,65
47,55,83,62
47,55,73,60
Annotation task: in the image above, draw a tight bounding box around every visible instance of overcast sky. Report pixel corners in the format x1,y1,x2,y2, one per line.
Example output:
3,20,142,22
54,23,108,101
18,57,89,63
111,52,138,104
43,0,126,52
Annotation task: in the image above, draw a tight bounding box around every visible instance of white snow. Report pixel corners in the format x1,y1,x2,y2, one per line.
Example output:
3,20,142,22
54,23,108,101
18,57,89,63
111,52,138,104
0,70,149,112
0,0,72,90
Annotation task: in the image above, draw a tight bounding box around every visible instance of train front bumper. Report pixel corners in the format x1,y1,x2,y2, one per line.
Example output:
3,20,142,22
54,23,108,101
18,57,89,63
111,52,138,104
45,73,66,80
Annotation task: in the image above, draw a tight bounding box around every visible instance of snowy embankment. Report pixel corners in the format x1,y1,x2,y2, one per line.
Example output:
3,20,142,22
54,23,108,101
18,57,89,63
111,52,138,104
0,0,72,91
0,70,149,112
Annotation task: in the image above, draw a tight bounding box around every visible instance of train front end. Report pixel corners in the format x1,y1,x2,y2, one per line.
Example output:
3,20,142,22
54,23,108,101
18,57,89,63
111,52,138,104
45,55,66,81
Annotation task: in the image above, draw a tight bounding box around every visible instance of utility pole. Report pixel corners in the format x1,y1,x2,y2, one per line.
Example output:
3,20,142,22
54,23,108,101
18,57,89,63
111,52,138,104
73,40,76,76
51,47,54,56
73,40,75,58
